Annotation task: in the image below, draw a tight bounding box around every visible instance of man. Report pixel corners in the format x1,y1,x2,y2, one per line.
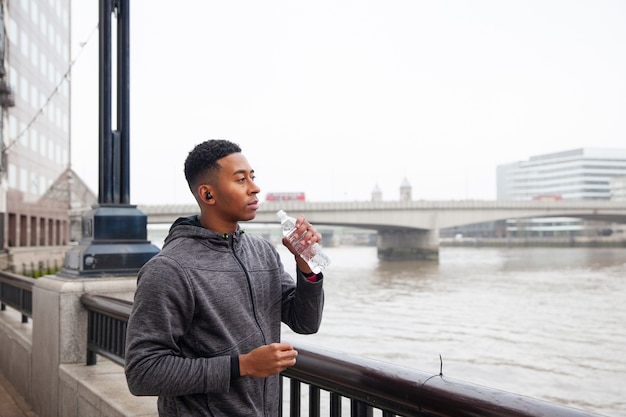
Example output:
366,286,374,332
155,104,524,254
125,139,325,416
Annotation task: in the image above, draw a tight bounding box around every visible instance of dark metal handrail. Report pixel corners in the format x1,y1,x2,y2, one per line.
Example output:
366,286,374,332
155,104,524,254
0,270,35,323
280,342,604,417
78,294,604,417
81,293,132,366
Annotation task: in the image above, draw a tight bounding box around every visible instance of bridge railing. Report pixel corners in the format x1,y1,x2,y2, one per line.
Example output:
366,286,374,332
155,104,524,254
0,270,35,323
79,293,602,417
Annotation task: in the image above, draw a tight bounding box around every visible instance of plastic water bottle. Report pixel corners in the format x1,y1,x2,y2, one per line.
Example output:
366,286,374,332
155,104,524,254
276,210,331,274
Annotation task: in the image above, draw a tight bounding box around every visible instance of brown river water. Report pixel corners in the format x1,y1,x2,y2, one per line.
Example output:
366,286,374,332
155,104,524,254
279,245,626,416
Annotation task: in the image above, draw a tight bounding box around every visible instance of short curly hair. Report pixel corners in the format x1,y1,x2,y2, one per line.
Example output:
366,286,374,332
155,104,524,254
184,139,242,191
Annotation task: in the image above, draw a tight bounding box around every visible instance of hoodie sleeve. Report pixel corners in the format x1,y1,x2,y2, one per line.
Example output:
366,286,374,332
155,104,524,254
280,259,325,335
124,255,231,396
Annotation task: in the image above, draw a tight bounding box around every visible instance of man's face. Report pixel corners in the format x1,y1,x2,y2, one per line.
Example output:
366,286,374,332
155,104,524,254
212,152,261,223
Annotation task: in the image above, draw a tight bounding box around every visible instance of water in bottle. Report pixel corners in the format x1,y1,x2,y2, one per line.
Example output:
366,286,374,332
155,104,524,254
276,210,331,273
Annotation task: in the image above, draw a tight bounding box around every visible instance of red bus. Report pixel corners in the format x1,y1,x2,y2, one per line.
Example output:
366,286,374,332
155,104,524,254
266,192,306,201
533,194,562,201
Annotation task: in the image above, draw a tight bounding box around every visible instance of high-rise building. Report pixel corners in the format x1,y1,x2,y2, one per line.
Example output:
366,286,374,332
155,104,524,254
0,0,86,271
497,148,626,201
496,148,626,236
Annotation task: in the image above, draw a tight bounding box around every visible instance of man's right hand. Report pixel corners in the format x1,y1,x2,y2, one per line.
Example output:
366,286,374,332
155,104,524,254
238,342,298,378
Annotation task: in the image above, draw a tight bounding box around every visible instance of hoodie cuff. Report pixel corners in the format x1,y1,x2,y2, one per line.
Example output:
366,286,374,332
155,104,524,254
302,270,322,282
230,355,240,382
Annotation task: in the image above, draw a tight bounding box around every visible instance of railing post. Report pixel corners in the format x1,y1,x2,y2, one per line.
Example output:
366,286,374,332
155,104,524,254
330,393,342,417
309,386,321,417
351,400,373,417
289,379,301,417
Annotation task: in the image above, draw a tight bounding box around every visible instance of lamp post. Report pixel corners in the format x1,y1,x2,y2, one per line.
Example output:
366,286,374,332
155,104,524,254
60,0,159,277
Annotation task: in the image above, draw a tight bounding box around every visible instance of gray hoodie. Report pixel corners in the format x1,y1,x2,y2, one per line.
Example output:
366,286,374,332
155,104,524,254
125,216,324,416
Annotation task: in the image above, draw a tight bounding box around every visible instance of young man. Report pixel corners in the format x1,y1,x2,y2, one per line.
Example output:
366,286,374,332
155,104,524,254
124,139,325,416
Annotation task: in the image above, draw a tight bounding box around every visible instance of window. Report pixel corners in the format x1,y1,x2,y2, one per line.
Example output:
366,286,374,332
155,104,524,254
30,130,38,152
31,43,39,67
20,75,28,102
30,172,38,194
20,168,28,192
41,133,47,157
8,17,18,45
30,84,38,109
8,164,17,188
41,13,48,37
31,2,39,25
40,175,47,195
8,115,17,139
20,29,29,57
41,53,48,78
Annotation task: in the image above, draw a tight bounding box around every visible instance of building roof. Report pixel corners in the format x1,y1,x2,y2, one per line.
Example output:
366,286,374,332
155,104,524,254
38,168,97,210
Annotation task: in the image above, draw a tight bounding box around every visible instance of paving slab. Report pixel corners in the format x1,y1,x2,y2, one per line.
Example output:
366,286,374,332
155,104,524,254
0,371,37,417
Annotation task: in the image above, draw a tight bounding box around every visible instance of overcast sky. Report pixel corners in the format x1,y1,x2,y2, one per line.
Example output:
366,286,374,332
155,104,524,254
69,1,626,206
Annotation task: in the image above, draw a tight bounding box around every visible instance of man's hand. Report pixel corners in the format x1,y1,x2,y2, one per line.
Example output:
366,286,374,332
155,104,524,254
238,343,298,378
282,215,323,274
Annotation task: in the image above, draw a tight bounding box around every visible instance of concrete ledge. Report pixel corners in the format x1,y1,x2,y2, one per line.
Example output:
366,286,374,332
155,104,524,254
60,360,157,417
0,308,33,404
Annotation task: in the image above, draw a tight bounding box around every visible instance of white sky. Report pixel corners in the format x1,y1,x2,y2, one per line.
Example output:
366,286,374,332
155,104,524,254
69,0,626,206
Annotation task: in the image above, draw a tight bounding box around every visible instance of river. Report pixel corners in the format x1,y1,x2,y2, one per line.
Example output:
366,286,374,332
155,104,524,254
279,245,625,417
148,227,625,416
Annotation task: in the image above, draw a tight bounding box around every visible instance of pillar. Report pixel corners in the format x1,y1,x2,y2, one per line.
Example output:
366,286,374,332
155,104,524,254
31,274,138,417
377,228,439,261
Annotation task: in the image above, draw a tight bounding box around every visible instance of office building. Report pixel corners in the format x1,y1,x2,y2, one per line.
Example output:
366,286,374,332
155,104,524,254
0,0,92,271
497,148,626,200
496,148,626,236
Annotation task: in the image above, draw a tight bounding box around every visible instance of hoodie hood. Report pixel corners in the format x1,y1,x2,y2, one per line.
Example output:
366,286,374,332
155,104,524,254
162,215,245,249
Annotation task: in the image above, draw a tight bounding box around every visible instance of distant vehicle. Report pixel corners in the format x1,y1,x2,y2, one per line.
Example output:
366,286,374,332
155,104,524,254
533,194,562,201
266,192,306,201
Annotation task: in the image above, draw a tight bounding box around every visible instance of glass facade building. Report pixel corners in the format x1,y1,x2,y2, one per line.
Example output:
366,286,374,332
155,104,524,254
496,148,626,236
1,0,72,252
497,148,626,201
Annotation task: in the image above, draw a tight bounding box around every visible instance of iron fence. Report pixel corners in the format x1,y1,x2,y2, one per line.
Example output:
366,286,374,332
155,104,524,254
0,270,34,323
79,293,604,417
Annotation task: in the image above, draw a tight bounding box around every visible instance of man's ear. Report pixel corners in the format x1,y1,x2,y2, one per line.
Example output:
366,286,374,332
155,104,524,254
198,185,214,204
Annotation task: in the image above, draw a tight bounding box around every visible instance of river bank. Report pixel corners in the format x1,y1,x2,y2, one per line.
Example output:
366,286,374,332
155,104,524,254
440,235,626,248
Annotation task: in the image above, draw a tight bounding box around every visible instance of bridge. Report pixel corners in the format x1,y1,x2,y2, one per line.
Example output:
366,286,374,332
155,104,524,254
138,200,626,260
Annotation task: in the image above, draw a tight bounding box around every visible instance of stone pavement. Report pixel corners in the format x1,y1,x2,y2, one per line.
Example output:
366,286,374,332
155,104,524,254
0,371,37,417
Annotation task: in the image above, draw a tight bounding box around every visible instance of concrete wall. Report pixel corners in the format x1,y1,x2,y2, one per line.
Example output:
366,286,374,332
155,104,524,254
0,274,158,417
0,307,33,404
59,362,156,417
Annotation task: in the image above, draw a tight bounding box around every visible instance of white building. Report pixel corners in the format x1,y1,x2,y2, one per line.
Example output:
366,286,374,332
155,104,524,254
496,148,626,236
0,0,80,267
497,148,626,201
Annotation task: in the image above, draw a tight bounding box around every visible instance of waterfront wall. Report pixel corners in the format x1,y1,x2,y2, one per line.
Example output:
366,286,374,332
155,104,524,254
0,274,158,417
441,236,626,248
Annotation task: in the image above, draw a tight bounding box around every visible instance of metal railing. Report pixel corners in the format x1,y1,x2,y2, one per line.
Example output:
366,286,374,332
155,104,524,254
81,293,131,366
0,270,35,323
79,294,603,417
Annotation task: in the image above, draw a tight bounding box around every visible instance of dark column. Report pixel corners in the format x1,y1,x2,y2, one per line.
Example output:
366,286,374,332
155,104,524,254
60,0,159,278
377,228,439,261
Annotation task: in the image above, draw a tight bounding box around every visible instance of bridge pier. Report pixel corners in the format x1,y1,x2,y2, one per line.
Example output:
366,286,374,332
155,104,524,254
377,229,439,261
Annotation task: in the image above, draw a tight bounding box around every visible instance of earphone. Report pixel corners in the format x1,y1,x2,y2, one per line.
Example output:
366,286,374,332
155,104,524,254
205,192,212,200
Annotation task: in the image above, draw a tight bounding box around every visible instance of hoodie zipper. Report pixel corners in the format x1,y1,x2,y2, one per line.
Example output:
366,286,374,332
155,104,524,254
228,233,270,416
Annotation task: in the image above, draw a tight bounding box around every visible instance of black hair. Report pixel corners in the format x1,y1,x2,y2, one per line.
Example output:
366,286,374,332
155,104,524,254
184,139,242,190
